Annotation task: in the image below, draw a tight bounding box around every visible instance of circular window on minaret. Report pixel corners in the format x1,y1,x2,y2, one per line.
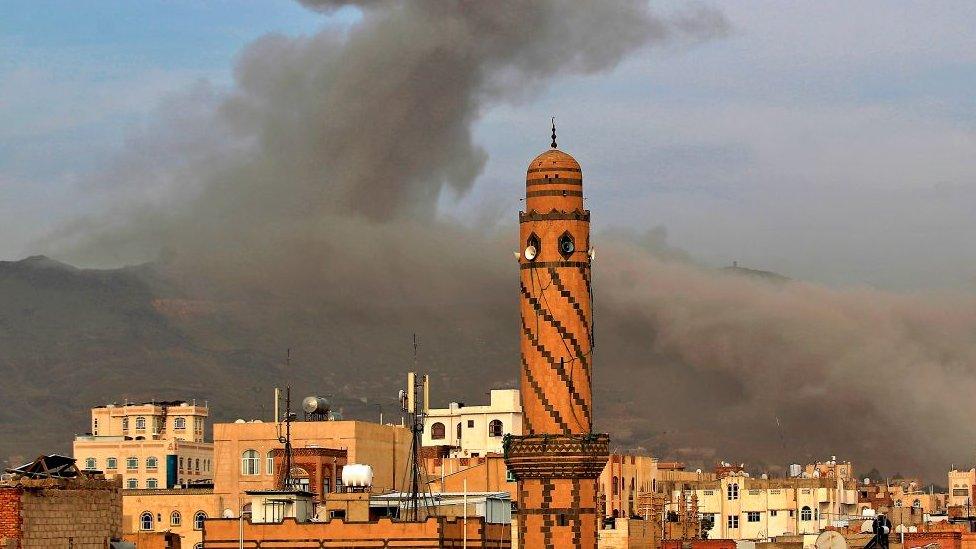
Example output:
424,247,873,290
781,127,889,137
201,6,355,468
558,232,575,258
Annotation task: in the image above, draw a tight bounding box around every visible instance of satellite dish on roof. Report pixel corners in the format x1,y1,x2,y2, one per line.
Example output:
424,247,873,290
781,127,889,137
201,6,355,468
815,530,848,549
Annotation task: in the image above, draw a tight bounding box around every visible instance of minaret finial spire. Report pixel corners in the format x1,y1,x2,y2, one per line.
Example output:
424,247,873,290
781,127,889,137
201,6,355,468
551,117,557,149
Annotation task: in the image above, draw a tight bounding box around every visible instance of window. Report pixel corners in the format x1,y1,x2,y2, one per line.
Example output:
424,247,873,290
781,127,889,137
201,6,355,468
703,490,714,496
558,231,576,258
506,470,517,483
801,506,812,521
122,417,129,430
727,483,739,500
194,511,207,530
323,476,332,494
180,457,184,471
195,545,203,549
242,449,260,475
174,417,186,429
612,476,619,495
489,420,503,437
727,515,739,529
747,512,761,523
895,500,903,507
146,456,158,469
106,457,117,469
84,457,96,470
467,419,475,428
127,478,138,489
267,451,275,476
140,511,153,531
135,416,146,430
170,511,181,526
456,423,462,440
557,513,569,526
93,418,98,435
789,510,795,518
913,499,921,508
770,510,778,517
431,422,446,440
126,457,139,470
147,478,158,489
195,458,200,473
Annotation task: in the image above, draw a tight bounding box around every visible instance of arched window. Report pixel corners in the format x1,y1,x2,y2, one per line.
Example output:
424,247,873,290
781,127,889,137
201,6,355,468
140,511,153,531
194,545,203,549
456,423,462,441
431,422,446,440
127,478,138,489
135,416,146,430
727,483,739,500
146,478,158,489
126,457,139,470
170,511,181,526
146,456,158,469
194,511,207,530
489,420,503,437
174,417,186,429
106,457,117,469
195,458,200,473
612,476,619,495
266,451,275,476
84,457,96,470
241,450,259,475
801,506,812,521
913,499,921,508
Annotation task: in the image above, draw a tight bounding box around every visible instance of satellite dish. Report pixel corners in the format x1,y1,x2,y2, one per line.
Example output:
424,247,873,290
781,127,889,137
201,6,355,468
513,251,521,260
860,519,875,533
588,247,595,260
524,245,537,261
815,530,848,549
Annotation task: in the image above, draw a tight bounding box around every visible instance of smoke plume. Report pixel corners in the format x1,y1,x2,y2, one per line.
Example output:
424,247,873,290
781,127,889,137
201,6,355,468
41,1,976,480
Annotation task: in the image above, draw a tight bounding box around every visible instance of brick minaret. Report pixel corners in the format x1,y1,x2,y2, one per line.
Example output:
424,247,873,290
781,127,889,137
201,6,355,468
504,124,609,549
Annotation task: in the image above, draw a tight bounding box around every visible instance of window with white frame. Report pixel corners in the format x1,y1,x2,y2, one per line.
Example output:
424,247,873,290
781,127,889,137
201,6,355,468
140,511,153,530
266,451,275,476
727,483,739,500
801,506,812,521
84,457,96,470
146,478,158,489
174,417,186,430
241,449,259,475
194,511,207,530
170,511,181,526
489,419,503,437
106,457,117,469
127,478,138,489
126,457,139,470
135,416,146,430
146,456,158,469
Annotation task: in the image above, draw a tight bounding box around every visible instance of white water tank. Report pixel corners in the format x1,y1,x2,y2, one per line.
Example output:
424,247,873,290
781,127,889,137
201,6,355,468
341,464,373,488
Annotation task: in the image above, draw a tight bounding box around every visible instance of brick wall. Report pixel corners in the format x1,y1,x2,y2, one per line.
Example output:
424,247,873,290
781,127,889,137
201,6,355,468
0,487,24,545
1,477,122,549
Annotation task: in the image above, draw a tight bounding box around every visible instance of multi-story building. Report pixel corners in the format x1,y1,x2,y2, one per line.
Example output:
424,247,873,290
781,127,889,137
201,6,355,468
676,472,859,541
948,469,976,511
212,417,411,511
600,454,658,518
122,487,220,549
73,400,213,489
422,389,522,458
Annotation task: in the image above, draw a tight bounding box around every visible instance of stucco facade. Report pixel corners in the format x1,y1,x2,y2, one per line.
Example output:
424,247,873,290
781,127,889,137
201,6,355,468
122,488,220,549
423,389,523,457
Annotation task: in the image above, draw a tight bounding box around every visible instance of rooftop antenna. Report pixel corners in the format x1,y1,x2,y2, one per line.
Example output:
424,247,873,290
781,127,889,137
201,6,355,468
277,349,296,490
401,335,434,521
551,117,558,148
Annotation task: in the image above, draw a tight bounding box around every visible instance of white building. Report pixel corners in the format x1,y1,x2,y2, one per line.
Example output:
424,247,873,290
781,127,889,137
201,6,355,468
422,389,522,457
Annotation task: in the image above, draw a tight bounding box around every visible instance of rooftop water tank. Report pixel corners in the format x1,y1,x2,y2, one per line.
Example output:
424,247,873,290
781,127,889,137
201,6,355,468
302,396,330,416
341,464,373,488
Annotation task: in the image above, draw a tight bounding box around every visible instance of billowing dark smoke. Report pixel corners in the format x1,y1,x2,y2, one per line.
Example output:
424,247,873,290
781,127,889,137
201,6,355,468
40,1,976,481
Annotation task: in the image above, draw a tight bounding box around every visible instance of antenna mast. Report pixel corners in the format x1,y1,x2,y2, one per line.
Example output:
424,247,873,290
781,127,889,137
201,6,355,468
277,349,295,490
401,334,433,521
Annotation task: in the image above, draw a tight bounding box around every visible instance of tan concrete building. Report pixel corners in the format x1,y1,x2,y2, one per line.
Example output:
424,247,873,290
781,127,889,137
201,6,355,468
73,400,213,489
600,453,658,518
423,388,522,457
212,418,411,513
676,472,859,541
949,469,976,511
122,487,220,549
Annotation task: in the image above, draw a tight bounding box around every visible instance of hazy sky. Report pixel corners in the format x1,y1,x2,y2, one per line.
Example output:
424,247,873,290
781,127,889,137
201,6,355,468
2,1,975,290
